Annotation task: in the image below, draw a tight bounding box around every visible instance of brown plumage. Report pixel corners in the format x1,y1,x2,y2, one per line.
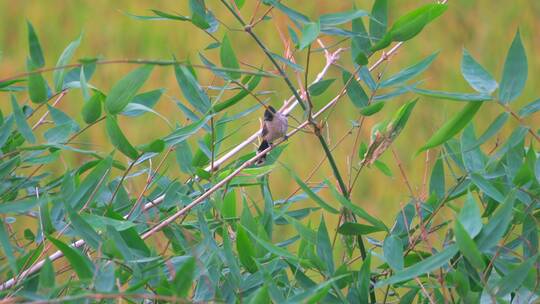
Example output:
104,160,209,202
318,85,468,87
256,106,288,165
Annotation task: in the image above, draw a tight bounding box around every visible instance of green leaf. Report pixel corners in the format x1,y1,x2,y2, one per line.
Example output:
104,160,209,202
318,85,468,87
38,258,55,292
0,218,17,274
370,0,388,43
308,79,335,96
27,60,48,104
458,192,482,238
289,170,339,214
66,204,102,249
374,160,393,177
44,123,72,144
299,21,320,50
477,192,515,251
263,0,310,24
137,139,165,153
419,102,483,153
454,220,485,269
325,179,387,230
377,245,458,287
27,20,45,67
342,70,368,108
236,225,257,273
105,115,139,159
164,115,211,146
212,75,261,112
270,52,304,72
360,102,384,116
371,4,447,52
320,10,368,26
412,88,491,102
82,92,104,124
474,112,509,149
172,256,196,297
461,48,497,94
337,222,384,235
48,236,94,280
383,234,404,270
11,94,36,143
351,18,371,60
150,9,190,21
387,98,417,138
242,224,300,263
429,157,445,199
496,255,537,296
189,0,211,29
69,157,113,210
354,52,368,66
105,65,154,114
380,53,438,88
175,64,211,114
358,252,372,303
234,0,246,9
0,197,44,214
53,33,82,92
316,216,334,274
470,173,504,204
499,29,528,104
122,89,164,116
221,190,236,219
519,98,540,118
283,215,316,244
81,213,136,231
248,285,270,304
513,148,535,186
220,34,241,80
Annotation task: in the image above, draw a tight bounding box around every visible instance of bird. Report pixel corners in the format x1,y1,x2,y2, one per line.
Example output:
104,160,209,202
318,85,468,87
256,106,288,165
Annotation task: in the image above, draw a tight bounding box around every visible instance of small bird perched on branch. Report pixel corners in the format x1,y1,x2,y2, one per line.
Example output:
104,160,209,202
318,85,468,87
256,106,288,165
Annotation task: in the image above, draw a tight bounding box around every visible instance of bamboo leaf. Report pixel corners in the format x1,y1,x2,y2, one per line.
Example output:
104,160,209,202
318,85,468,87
419,102,483,153
105,115,139,159
105,65,153,115
499,29,528,104
53,33,82,92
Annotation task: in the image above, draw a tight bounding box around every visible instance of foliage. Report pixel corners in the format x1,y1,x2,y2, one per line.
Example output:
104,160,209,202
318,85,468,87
0,1,538,303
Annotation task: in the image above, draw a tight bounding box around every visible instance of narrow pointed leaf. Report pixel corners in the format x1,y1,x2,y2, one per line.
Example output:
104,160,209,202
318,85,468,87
175,64,211,114
419,102,483,153
320,10,368,26
105,65,153,114
82,92,103,124
380,53,438,88
370,0,388,43
377,245,458,287
342,70,368,108
289,171,338,214
299,22,320,50
11,95,36,143
220,34,241,79
461,48,497,94
53,34,82,92
105,115,139,159
27,21,45,67
499,30,527,104
454,220,485,269
48,236,94,280
383,235,404,270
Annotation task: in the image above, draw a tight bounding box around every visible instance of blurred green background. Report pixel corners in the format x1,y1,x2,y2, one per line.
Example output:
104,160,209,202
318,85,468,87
1,0,539,231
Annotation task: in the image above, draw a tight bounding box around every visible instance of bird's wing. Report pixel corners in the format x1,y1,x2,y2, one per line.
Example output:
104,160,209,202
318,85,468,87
261,123,269,138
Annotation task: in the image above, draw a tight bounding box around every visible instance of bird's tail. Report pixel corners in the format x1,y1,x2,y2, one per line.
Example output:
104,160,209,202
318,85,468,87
256,140,270,165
